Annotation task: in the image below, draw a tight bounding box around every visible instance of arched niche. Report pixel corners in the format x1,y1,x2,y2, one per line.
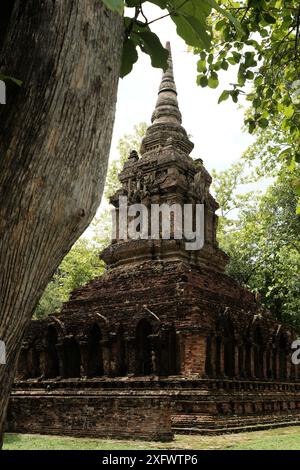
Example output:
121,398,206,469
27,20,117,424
63,337,81,378
160,324,178,376
87,324,103,378
44,326,60,378
27,342,41,378
135,318,153,376
253,325,264,379
115,324,127,376
278,333,288,380
222,317,235,378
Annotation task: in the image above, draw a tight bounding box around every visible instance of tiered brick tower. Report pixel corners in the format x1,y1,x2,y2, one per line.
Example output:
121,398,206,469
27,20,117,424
102,43,227,271
7,44,300,441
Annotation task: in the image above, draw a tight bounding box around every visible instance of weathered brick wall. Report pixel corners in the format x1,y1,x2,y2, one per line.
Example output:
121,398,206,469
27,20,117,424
181,334,206,375
6,394,173,442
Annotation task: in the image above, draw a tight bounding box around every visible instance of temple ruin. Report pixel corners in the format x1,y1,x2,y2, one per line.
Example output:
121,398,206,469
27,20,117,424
6,44,300,441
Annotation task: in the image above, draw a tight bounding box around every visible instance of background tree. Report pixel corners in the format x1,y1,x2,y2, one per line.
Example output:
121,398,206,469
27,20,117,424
35,238,106,319
105,122,147,198
213,148,300,330
194,0,300,204
35,123,146,318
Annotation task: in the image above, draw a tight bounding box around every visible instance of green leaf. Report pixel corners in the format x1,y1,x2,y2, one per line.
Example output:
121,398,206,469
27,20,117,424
147,0,168,7
238,73,246,86
138,31,169,70
231,90,239,103
218,90,230,103
221,60,229,71
169,0,212,49
120,38,138,78
101,0,124,14
265,88,273,99
171,13,211,49
253,98,261,108
208,0,243,34
283,105,294,118
125,0,141,6
197,60,207,73
258,118,269,129
232,51,241,62
278,148,291,162
244,51,257,68
197,75,208,87
208,74,219,89
263,12,276,24
0,74,22,86
254,75,263,86
246,70,254,80
248,119,256,134
215,19,226,31
228,56,237,65
260,28,268,37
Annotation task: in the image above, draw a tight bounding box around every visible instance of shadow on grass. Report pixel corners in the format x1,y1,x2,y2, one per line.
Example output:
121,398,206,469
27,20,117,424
4,433,24,445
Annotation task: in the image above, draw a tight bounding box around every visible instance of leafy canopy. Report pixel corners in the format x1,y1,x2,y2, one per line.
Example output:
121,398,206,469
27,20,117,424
194,0,300,201
101,0,241,77
213,123,300,329
105,122,147,199
215,167,300,330
35,215,110,319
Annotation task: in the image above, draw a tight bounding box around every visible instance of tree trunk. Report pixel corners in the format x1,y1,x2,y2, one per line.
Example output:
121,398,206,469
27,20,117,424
0,0,124,447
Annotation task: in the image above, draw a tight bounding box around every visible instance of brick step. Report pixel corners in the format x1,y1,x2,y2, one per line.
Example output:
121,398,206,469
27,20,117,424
173,420,300,435
172,413,300,435
172,413,300,426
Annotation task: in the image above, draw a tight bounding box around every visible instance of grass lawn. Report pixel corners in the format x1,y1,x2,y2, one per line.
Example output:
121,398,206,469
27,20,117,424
3,426,300,450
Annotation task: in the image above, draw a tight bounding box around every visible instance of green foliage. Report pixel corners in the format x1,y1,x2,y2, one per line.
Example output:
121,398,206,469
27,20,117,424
101,0,124,14
101,0,242,78
193,0,300,198
0,74,22,86
35,230,109,319
213,153,300,330
104,122,147,199
120,23,169,77
35,124,147,318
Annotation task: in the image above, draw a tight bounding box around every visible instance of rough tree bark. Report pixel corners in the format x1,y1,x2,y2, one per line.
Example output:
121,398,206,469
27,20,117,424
0,0,124,447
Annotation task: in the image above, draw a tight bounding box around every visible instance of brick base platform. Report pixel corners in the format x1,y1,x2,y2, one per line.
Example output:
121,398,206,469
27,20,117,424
7,377,300,439
7,385,173,441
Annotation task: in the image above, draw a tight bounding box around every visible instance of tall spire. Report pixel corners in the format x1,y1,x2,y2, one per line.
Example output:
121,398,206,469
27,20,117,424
140,42,194,156
151,42,182,126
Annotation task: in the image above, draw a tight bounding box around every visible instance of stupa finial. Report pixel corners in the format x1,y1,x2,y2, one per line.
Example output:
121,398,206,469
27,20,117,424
151,42,182,126
140,42,194,156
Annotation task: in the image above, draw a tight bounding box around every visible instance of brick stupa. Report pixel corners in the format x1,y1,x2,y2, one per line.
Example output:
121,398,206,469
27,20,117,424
7,44,300,441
